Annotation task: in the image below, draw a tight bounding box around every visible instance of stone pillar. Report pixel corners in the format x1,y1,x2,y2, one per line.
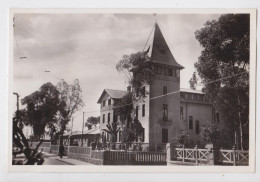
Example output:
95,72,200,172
166,143,172,162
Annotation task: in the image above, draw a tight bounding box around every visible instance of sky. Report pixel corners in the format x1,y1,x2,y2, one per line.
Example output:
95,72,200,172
12,13,221,133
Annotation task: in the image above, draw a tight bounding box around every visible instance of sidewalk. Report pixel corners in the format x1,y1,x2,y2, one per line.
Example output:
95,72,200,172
48,156,95,165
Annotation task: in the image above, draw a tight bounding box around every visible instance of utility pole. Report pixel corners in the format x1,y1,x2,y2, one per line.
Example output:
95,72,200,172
81,112,85,146
71,117,74,136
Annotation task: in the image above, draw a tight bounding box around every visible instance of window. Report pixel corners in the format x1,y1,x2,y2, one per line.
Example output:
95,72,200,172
163,104,168,121
158,66,162,75
195,120,200,134
180,107,183,119
168,68,173,76
163,86,167,95
163,67,167,76
136,106,139,119
141,128,145,142
119,131,122,142
108,113,110,124
189,116,193,130
102,114,105,123
162,128,168,143
160,49,166,55
175,69,180,77
102,132,105,142
108,99,111,105
142,104,145,117
102,101,106,107
142,86,146,96
216,113,220,123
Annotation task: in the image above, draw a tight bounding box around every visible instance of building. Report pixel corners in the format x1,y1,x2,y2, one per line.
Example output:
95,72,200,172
60,128,100,146
97,23,216,149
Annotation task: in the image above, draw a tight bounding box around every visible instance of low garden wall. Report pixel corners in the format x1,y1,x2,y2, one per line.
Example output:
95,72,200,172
68,146,104,165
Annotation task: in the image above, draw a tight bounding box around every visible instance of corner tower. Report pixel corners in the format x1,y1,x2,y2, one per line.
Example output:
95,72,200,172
147,23,184,149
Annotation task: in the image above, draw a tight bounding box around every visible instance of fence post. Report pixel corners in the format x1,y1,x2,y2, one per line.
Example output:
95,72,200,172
182,145,185,162
232,146,236,166
194,145,198,164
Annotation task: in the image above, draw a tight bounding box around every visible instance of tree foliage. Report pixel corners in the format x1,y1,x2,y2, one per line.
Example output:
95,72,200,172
200,121,223,146
85,116,100,129
116,52,155,94
173,130,189,146
189,72,198,90
113,92,144,147
21,82,61,140
102,121,120,143
20,80,84,140
194,14,249,149
55,79,84,137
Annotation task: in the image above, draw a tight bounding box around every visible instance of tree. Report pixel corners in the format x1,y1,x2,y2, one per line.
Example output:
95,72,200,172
102,121,120,145
21,82,61,140
56,79,84,142
113,92,144,150
116,51,155,96
85,116,100,129
200,121,223,146
114,51,153,148
194,14,249,150
13,118,45,165
189,72,198,90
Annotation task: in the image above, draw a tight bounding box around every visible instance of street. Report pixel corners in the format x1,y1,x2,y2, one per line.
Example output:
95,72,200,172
43,156,72,165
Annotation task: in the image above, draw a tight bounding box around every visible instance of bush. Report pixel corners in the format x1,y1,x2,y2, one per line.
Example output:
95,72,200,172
173,130,189,146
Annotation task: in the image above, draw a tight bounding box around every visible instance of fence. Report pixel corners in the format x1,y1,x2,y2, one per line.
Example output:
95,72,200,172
66,146,166,165
219,148,249,166
103,151,166,165
50,145,69,156
168,144,249,166
68,146,91,162
91,142,154,152
173,146,207,164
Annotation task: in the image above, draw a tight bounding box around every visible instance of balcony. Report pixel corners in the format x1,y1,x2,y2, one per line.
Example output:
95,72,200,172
158,118,172,125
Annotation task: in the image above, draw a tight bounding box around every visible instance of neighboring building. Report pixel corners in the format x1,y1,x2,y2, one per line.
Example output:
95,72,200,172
61,128,100,146
97,23,217,149
97,89,128,143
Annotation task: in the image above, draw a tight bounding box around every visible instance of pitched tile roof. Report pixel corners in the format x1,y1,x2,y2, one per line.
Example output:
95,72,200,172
97,89,128,103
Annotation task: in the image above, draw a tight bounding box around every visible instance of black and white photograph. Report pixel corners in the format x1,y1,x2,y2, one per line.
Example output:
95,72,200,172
8,9,256,172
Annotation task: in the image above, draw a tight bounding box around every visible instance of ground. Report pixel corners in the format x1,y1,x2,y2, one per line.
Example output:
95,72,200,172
13,152,94,165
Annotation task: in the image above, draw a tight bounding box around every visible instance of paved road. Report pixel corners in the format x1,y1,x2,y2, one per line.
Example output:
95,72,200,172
43,157,72,165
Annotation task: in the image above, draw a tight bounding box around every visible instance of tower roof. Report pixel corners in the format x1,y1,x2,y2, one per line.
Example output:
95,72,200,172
144,23,184,69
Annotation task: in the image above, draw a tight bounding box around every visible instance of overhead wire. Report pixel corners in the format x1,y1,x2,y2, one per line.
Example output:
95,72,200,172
80,71,249,114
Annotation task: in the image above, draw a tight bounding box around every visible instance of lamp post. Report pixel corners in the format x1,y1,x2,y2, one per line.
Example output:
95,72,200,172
13,92,20,122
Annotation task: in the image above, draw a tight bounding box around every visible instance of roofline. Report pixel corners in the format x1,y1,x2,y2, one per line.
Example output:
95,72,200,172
180,88,204,94
97,88,127,103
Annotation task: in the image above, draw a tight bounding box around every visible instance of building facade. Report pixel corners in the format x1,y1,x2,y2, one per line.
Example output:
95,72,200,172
97,23,215,149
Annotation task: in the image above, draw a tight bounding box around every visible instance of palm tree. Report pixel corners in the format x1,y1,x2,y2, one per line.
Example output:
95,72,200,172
102,121,120,149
